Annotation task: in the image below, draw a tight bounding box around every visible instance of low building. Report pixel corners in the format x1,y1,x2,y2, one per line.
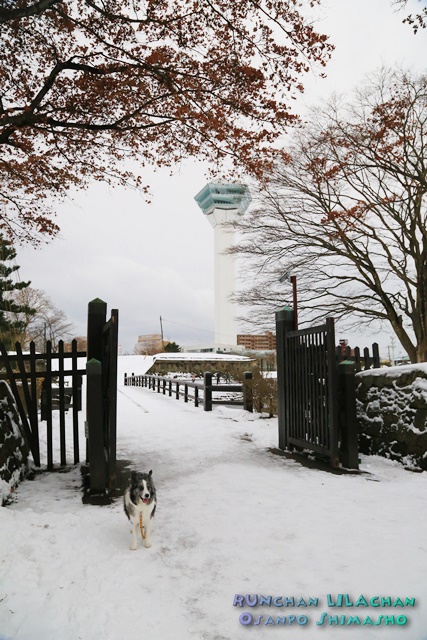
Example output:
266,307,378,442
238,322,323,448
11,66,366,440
181,342,245,354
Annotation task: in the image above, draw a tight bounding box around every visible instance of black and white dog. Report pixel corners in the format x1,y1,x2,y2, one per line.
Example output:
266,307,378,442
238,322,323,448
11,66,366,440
123,470,157,550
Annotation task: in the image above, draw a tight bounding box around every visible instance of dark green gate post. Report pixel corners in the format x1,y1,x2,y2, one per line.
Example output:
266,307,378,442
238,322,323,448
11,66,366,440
204,371,213,411
86,358,106,494
106,309,119,492
243,371,253,413
326,317,340,469
87,298,107,362
276,306,295,450
86,299,107,464
338,360,359,469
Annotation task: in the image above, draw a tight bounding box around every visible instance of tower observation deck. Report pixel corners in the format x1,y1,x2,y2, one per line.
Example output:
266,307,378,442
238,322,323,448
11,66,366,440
194,183,251,348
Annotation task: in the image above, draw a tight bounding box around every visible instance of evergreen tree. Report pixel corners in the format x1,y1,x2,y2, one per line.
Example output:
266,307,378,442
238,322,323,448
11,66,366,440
0,239,35,349
164,342,181,353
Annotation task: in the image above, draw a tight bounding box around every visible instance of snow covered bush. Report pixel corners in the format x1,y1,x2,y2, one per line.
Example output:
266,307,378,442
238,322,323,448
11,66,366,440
356,364,427,470
0,381,29,504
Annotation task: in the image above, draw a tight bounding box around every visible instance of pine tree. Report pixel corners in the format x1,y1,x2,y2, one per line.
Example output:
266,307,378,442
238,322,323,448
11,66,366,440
164,342,181,353
0,238,35,349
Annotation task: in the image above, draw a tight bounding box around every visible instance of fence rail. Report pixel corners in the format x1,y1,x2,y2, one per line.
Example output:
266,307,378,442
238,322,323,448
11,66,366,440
124,371,253,412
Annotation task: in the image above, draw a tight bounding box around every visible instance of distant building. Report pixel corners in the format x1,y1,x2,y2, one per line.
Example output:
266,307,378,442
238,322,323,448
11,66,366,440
64,337,87,352
237,331,276,351
338,339,355,357
181,342,245,354
137,333,163,354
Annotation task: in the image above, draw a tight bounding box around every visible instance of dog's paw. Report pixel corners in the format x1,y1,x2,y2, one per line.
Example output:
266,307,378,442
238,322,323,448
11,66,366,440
130,544,138,551
144,540,152,548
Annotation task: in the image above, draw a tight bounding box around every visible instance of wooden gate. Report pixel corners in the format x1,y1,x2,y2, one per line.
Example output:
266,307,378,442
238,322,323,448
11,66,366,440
0,298,119,501
276,308,359,469
0,339,85,469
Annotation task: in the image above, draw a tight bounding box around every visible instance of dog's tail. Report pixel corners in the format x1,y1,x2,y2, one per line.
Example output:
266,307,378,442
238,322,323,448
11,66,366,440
123,492,131,520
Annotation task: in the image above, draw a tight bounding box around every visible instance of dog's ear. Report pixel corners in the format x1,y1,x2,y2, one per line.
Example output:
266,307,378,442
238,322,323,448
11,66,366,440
130,470,138,483
148,469,152,476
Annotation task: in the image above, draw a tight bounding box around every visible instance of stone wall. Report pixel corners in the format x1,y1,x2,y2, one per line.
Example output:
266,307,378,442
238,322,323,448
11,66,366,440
356,363,427,470
0,381,29,505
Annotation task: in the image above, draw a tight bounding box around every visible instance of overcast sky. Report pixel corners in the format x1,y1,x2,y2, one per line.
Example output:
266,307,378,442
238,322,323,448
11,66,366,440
15,0,427,356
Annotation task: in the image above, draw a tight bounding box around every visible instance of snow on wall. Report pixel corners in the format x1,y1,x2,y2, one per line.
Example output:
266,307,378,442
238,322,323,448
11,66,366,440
118,353,252,382
356,364,427,470
0,381,29,505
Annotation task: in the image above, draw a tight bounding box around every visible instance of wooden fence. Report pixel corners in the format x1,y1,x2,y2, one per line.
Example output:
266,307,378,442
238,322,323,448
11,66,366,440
124,371,254,412
0,298,118,504
336,343,380,371
0,339,85,468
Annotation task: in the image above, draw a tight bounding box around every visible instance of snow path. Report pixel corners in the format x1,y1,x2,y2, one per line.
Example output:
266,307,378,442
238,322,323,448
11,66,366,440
1,383,426,640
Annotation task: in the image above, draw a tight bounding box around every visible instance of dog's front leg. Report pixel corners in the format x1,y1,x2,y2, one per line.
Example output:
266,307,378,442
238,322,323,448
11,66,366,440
143,517,153,548
130,521,139,551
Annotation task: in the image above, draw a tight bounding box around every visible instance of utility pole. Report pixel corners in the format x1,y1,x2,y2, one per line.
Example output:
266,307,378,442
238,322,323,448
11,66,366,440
290,275,298,329
279,272,298,329
160,316,164,351
390,336,396,366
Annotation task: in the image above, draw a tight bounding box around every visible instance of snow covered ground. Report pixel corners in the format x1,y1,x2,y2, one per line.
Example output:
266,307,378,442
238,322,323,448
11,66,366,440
1,370,427,640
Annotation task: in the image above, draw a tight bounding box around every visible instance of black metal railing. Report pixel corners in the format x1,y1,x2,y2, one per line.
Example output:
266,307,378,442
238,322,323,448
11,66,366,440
124,370,254,412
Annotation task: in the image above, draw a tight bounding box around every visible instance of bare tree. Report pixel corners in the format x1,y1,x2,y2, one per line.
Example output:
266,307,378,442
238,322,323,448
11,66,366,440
231,68,427,363
7,287,75,350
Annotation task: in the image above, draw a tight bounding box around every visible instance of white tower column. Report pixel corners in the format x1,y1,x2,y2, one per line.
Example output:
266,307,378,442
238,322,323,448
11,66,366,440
212,208,238,345
194,183,251,348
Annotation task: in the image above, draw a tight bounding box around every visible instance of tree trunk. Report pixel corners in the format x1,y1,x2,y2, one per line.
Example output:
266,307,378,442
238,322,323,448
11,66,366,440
415,340,427,363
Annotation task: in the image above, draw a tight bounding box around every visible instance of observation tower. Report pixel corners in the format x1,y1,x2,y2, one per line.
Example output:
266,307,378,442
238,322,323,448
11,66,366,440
194,182,251,348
